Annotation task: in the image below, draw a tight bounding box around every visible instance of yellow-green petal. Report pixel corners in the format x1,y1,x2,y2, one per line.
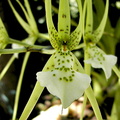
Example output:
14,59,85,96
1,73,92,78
58,0,70,41
8,0,32,34
68,0,83,50
24,0,39,34
85,0,93,33
45,0,60,49
0,18,9,49
93,0,109,42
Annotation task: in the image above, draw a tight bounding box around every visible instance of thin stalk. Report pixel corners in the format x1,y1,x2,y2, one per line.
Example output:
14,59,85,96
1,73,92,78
112,66,120,79
80,94,87,120
9,38,47,49
19,82,44,120
0,55,15,80
84,46,103,120
38,33,50,40
0,48,27,54
79,45,91,120
12,52,30,120
85,86,103,120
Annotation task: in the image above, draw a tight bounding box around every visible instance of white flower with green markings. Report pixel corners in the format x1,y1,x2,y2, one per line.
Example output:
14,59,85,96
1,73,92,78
36,0,91,108
83,0,117,79
84,45,117,79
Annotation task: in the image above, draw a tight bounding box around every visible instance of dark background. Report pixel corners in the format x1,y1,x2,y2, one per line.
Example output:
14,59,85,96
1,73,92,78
0,0,120,119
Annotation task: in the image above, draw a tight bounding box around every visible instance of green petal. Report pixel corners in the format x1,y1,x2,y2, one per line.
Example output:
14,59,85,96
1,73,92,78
93,0,109,42
68,0,83,50
0,18,9,49
24,0,38,34
58,0,70,40
85,0,93,33
45,0,60,49
8,0,32,34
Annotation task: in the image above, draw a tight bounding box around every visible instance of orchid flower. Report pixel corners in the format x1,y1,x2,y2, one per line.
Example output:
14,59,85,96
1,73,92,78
36,0,91,108
0,18,9,50
83,0,117,79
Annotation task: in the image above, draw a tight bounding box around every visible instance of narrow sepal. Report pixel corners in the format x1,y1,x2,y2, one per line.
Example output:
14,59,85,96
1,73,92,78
93,0,109,42
85,0,93,33
24,0,38,34
45,0,61,49
0,18,9,49
8,0,32,34
69,0,83,50
58,0,70,40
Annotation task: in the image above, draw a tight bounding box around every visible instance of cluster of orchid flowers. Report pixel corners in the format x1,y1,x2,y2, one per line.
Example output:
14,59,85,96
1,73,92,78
0,0,118,120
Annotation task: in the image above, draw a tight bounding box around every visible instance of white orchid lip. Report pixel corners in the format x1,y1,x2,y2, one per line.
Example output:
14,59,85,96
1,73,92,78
37,49,91,108
84,45,117,79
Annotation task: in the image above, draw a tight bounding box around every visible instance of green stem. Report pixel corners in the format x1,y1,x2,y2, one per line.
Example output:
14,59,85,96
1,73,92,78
0,48,27,54
12,52,30,120
112,66,120,80
19,82,44,120
79,45,91,120
9,38,48,49
80,94,87,120
84,46,103,120
75,43,85,50
38,33,50,40
0,55,15,80
85,86,103,120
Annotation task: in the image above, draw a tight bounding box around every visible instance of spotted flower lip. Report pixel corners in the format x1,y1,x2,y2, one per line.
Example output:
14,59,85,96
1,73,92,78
37,49,91,108
84,45,117,79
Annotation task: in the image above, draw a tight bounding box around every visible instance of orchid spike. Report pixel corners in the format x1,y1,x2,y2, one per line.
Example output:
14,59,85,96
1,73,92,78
84,45,117,79
0,18,9,50
37,0,91,108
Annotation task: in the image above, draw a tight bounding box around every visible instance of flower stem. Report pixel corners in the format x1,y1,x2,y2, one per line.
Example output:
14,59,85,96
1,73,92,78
0,48,27,54
112,66,120,80
85,86,103,120
80,94,87,120
19,82,44,120
38,33,50,40
12,52,30,120
9,38,47,49
84,46,103,120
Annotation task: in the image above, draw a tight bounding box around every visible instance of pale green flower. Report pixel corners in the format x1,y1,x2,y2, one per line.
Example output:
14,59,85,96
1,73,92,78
0,18,9,49
84,0,117,79
36,0,91,108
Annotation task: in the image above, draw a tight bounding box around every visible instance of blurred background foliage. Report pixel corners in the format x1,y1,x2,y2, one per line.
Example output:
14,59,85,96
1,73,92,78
0,0,120,120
